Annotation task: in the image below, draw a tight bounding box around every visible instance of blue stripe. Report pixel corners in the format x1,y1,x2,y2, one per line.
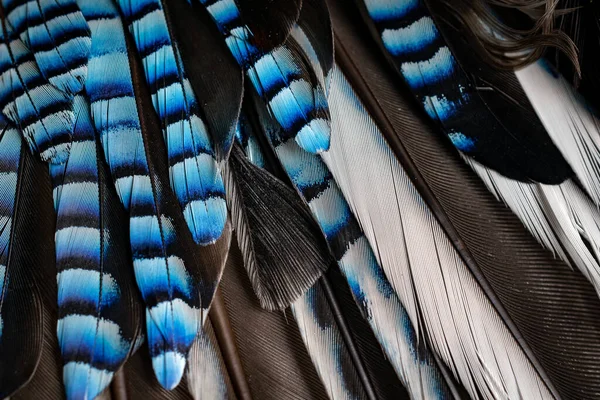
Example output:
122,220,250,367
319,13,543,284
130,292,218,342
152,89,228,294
448,132,476,152
63,362,114,400
381,16,439,56
130,215,175,254
248,47,302,97
55,227,101,264
401,47,455,89
57,269,120,309
363,0,419,22
133,256,192,300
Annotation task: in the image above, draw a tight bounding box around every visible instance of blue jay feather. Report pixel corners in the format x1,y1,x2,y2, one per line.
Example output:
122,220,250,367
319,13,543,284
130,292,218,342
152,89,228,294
83,0,232,389
202,0,332,155
117,0,228,246
50,96,142,400
358,0,573,184
2,0,91,95
0,17,73,163
249,89,452,399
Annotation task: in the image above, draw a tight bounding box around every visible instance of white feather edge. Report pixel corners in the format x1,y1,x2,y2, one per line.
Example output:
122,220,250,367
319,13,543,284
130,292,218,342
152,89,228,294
468,159,600,296
323,66,552,399
516,61,600,205
186,324,231,400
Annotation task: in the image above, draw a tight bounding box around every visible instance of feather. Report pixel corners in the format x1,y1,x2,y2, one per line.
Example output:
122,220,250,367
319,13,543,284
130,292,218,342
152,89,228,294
0,13,73,163
329,1,600,396
356,0,572,184
84,1,233,389
249,80,453,398
0,122,48,398
116,0,228,245
202,0,332,155
50,95,143,400
224,139,330,310
324,66,555,398
2,0,91,94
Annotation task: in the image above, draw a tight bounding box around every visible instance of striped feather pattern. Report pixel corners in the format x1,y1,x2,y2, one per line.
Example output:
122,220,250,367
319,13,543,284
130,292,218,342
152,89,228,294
359,0,571,184
81,0,208,389
251,93,450,399
50,96,139,400
201,0,331,155
0,17,73,163
2,0,91,95
117,0,227,245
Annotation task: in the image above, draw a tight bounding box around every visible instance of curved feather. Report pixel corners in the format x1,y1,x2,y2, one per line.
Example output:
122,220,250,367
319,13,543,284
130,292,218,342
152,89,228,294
0,16,73,163
357,0,572,184
50,96,142,400
249,88,452,398
324,67,554,398
0,123,45,398
201,0,331,155
117,0,227,246
2,0,91,94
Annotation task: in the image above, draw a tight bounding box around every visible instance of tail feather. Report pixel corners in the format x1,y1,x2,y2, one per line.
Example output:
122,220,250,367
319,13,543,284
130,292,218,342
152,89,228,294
117,0,228,246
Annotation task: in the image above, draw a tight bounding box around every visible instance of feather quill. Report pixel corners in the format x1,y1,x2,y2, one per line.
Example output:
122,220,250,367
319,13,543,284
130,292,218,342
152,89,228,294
0,122,47,398
324,66,554,398
50,95,142,400
2,0,91,94
0,12,73,163
116,0,228,245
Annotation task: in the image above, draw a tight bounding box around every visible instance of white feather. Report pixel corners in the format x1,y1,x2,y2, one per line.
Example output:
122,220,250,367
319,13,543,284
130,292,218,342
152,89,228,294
516,61,600,204
323,66,552,399
186,327,230,400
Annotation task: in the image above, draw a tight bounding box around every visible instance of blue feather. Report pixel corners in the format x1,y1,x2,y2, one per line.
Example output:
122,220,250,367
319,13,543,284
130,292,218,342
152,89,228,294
201,0,331,154
116,0,227,246
254,98,452,399
2,0,91,95
82,0,206,388
0,21,74,163
50,96,139,400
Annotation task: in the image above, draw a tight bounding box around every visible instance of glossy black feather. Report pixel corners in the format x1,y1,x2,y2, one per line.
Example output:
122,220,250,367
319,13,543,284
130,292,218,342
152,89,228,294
329,1,600,397
164,0,244,161
225,142,331,310
0,125,53,398
236,0,302,51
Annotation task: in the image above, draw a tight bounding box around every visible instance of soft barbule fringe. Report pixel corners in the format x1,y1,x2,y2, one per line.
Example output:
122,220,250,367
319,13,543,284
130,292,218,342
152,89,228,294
468,159,600,297
427,0,579,73
324,66,553,399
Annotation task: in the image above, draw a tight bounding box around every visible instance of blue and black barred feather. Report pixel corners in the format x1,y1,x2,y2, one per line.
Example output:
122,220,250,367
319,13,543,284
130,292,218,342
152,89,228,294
2,0,91,95
248,85,452,399
0,12,73,164
83,1,232,388
202,0,332,155
357,0,573,184
0,121,55,399
117,0,228,246
50,96,142,400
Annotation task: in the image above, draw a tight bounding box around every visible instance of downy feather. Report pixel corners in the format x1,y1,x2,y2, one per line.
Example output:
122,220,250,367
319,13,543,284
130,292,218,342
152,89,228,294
50,95,142,400
84,1,232,389
0,123,46,398
0,13,73,163
357,0,573,184
2,0,91,94
201,0,331,155
323,66,554,399
249,82,452,399
116,0,228,245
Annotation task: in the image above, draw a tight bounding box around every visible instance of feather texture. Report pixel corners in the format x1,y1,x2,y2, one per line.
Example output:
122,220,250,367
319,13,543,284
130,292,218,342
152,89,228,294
202,0,332,155
324,66,554,398
0,13,73,163
357,0,572,184
2,0,91,94
117,0,228,245
50,96,142,400
0,123,46,398
250,81,452,398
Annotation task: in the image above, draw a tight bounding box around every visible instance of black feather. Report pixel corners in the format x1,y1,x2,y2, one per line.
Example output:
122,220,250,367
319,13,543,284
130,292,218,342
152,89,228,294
0,124,53,398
